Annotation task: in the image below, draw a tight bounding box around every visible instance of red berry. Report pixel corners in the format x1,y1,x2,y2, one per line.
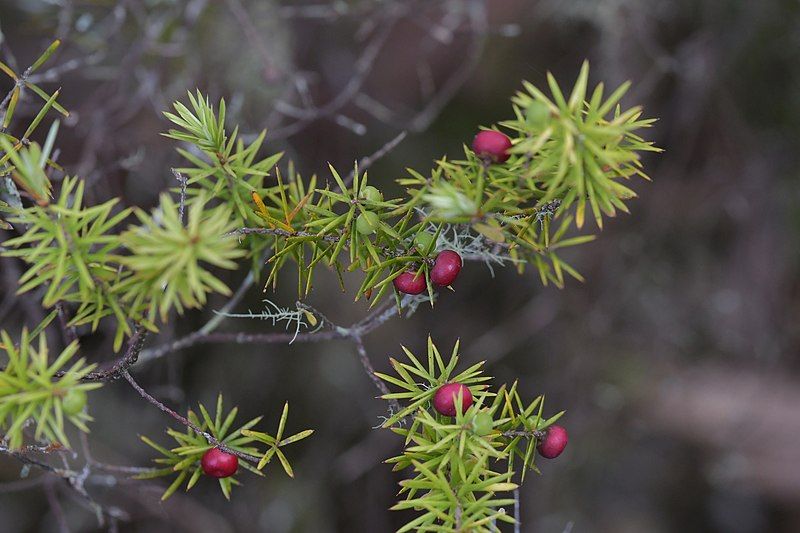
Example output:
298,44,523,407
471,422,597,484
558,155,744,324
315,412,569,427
430,250,462,286
537,425,568,459
201,447,238,478
472,130,512,163
432,382,473,416
393,270,426,295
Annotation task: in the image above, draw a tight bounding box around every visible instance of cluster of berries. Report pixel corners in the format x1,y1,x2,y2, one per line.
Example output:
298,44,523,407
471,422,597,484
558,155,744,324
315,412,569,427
432,382,568,460
423,132,571,457
392,249,462,295
199,129,556,480
392,129,513,296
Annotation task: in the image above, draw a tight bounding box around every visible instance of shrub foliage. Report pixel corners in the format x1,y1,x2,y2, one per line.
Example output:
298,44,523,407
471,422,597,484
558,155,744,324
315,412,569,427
0,40,657,531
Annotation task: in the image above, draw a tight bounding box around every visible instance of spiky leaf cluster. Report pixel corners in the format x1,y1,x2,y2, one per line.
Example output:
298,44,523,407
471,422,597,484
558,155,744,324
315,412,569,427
0,328,101,450
1,40,68,204
2,177,135,348
503,61,661,228
0,43,644,527
2,177,246,348
137,395,312,500
1,61,252,349
377,339,564,531
118,193,245,322
165,91,284,272
241,402,315,473
3,179,249,349
0,137,53,205
164,62,656,301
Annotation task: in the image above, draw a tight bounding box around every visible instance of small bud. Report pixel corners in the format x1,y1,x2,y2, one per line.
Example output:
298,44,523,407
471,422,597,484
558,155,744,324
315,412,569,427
414,231,435,252
525,101,550,127
362,185,383,203
472,411,494,436
61,389,87,416
356,211,380,235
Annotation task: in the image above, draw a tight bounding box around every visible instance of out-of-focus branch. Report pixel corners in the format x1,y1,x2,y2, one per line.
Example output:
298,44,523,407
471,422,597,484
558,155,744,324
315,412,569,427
44,477,70,533
344,130,408,186
223,0,282,82
262,0,409,139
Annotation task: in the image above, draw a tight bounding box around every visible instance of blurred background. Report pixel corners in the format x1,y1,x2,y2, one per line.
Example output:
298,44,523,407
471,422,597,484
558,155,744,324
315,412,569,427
1,0,799,531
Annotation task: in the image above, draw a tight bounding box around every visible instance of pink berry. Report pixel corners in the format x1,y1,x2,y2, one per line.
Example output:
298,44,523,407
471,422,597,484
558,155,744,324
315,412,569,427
201,447,238,478
432,383,473,416
430,250,462,286
537,425,568,459
393,270,426,295
472,130,512,163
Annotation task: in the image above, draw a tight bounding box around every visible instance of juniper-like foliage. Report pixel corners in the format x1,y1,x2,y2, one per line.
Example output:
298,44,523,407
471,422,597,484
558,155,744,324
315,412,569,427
377,338,563,532
0,39,658,531
137,395,312,500
3,54,657,350
0,328,101,450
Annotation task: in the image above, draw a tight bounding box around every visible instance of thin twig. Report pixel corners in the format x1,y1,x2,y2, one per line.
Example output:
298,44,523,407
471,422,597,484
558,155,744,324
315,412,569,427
353,335,400,414
55,304,79,345
227,226,339,243
138,327,348,363
223,0,281,82
139,294,406,363
0,475,44,493
45,476,71,533
0,434,132,527
79,432,154,476
76,325,148,382
0,445,76,478
408,0,488,132
502,429,546,440
172,169,187,226
121,371,260,464
261,0,408,139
